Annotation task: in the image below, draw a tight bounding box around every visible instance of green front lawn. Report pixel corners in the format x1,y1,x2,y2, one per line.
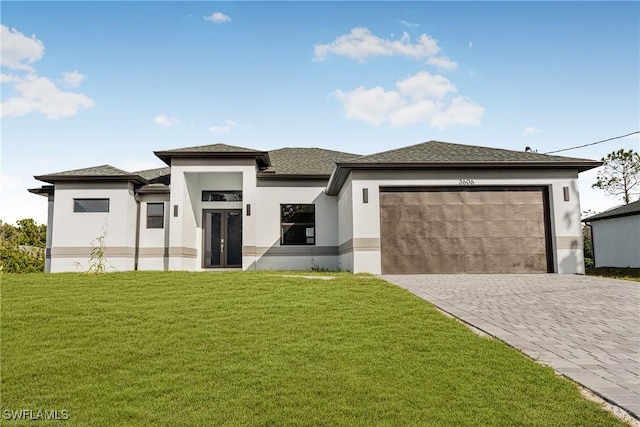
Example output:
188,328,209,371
1,272,623,426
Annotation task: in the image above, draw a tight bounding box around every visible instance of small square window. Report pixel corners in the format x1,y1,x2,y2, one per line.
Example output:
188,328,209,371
147,203,164,229
280,204,315,245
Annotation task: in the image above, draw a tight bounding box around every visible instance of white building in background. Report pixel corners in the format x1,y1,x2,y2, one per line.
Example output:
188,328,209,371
583,200,640,268
30,140,600,274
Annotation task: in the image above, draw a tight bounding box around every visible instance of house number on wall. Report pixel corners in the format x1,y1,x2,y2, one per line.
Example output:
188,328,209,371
458,179,475,185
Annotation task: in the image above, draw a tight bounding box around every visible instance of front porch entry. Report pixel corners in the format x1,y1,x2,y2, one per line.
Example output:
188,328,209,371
203,209,242,268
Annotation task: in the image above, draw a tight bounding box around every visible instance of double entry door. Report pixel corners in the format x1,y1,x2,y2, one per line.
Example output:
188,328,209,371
203,209,242,268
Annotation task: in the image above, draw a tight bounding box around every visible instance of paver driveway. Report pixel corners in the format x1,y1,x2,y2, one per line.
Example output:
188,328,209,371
384,274,640,419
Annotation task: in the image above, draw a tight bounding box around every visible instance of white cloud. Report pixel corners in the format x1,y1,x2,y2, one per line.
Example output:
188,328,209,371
63,70,87,87
334,86,405,126
1,74,95,119
204,12,231,23
0,174,48,225
1,73,22,83
390,100,439,127
334,71,483,129
430,96,484,129
208,125,231,133
469,41,473,49
396,71,457,101
400,20,419,28
154,114,180,127
314,28,442,63
522,126,541,136
426,55,458,70
209,119,238,133
0,25,45,71
1,25,93,119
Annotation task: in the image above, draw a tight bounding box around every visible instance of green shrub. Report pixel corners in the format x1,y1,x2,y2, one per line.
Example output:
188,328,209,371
0,219,46,273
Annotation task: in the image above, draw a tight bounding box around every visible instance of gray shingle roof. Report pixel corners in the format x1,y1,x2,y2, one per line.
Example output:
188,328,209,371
34,164,149,184
33,141,603,191
351,140,595,163
264,148,359,176
40,164,130,177
583,199,640,222
156,143,262,154
154,143,270,166
133,167,170,182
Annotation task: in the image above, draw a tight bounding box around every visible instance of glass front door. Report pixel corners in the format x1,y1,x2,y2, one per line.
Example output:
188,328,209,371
203,209,242,268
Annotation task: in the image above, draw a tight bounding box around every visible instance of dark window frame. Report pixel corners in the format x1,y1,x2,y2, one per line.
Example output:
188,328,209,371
280,204,316,246
146,203,164,229
73,198,110,213
201,191,243,202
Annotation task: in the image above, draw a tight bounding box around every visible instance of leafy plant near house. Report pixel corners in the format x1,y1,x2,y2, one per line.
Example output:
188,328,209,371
88,235,107,273
72,234,108,274
0,219,46,273
592,148,640,204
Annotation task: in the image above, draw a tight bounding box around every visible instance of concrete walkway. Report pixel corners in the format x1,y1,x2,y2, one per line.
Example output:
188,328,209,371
383,274,640,419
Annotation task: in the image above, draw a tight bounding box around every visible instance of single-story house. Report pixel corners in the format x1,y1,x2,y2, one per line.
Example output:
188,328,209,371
29,140,601,274
583,199,640,268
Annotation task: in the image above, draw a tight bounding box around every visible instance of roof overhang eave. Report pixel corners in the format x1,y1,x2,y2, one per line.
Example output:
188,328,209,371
137,184,171,194
257,173,330,181
153,151,271,168
582,210,640,222
33,175,148,185
325,160,603,196
28,185,55,197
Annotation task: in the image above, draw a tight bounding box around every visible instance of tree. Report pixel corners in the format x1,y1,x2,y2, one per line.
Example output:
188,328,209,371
0,219,47,273
592,149,640,204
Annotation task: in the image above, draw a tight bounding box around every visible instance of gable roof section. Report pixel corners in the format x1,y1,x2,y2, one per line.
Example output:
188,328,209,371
260,147,359,178
326,140,602,195
583,199,640,222
34,165,148,185
154,143,270,167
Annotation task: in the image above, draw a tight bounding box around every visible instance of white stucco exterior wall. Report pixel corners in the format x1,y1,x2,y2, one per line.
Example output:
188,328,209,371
45,194,54,273
49,182,137,272
168,158,256,271
337,180,354,272
137,193,170,271
250,181,338,271
41,158,590,275
591,215,640,268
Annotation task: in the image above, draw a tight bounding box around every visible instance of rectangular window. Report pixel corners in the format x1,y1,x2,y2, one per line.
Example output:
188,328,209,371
201,191,243,202
147,203,164,229
281,204,315,245
73,198,109,213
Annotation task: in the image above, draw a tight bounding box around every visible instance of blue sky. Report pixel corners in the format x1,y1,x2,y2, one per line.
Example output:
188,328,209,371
1,1,638,224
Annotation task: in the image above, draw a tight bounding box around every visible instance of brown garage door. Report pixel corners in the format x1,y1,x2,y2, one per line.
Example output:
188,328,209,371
380,187,552,274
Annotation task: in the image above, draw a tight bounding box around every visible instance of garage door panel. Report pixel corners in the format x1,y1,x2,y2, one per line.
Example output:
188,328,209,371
384,236,546,256
380,188,550,274
387,219,547,240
